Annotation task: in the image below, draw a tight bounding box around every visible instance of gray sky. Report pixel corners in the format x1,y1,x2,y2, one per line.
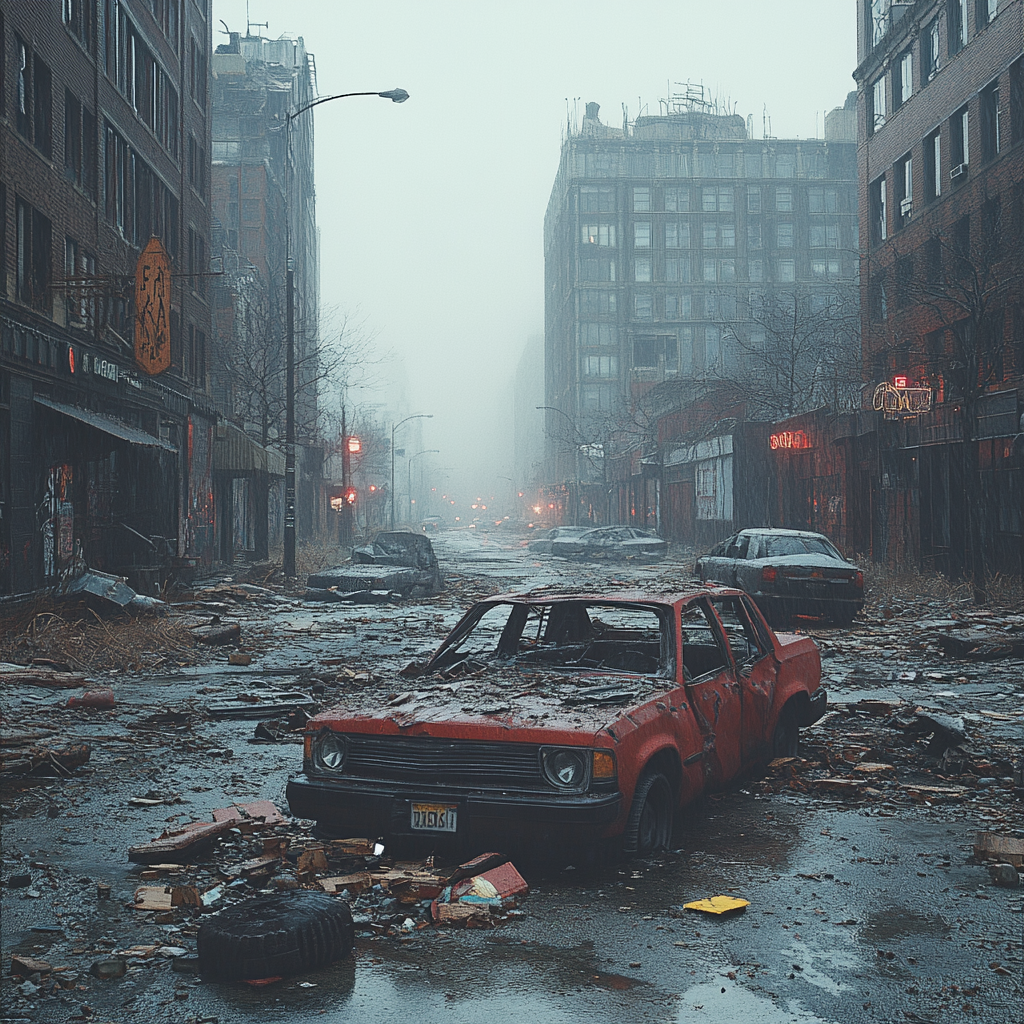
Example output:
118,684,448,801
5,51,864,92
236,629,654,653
212,0,859,509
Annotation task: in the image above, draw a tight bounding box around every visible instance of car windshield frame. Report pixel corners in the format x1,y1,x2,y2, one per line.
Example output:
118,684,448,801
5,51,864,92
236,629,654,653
749,533,845,561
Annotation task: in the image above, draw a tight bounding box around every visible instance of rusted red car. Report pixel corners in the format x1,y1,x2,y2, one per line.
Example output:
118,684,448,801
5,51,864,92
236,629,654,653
287,586,825,858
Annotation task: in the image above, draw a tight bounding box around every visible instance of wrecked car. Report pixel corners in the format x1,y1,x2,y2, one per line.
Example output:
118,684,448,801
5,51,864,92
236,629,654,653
526,526,591,554
695,528,863,627
306,532,443,600
287,586,825,858
549,526,668,561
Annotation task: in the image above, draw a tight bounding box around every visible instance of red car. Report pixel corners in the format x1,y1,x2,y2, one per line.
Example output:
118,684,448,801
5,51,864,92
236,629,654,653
287,586,825,858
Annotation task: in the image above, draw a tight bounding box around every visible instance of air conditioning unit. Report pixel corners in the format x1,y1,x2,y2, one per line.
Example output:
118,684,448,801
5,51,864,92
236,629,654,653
900,197,913,216
950,163,968,180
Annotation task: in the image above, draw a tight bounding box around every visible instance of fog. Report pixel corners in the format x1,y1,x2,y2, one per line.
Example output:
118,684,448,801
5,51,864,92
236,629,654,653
212,0,858,515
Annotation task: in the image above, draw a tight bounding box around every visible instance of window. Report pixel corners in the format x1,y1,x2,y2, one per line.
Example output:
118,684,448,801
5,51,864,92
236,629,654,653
775,188,793,212
665,294,678,319
579,291,617,315
65,237,96,325
776,259,796,283
948,0,967,56
633,222,651,248
634,257,651,282
811,259,842,280
871,276,888,322
809,223,840,247
582,385,614,413
665,222,690,248
705,291,736,319
188,135,207,198
703,259,735,283
923,19,941,80
15,197,52,312
64,91,97,196
16,39,53,157
924,129,941,201
977,0,999,27
776,222,794,248
748,260,763,282
872,76,886,132
871,0,891,45
981,80,1001,161
63,0,95,49
580,187,615,212
633,187,650,212
897,50,913,107
702,187,734,212
189,36,207,107
808,189,838,214
585,356,614,380
897,153,913,223
703,326,722,374
747,187,761,213
664,188,689,212
633,335,677,369
582,223,616,246
665,257,691,283
747,222,762,248
581,257,616,282
580,323,617,346
634,293,653,319
871,175,887,243
950,105,969,173
16,35,31,139
1012,58,1024,146
924,236,942,282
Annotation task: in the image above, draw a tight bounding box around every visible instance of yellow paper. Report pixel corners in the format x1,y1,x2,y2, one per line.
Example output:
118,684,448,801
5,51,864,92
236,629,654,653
683,895,750,915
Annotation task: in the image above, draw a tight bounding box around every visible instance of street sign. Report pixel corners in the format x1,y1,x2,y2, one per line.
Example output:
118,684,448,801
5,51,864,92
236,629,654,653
134,237,172,375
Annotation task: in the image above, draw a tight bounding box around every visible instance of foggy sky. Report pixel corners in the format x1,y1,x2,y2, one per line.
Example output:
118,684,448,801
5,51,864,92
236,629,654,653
212,0,859,509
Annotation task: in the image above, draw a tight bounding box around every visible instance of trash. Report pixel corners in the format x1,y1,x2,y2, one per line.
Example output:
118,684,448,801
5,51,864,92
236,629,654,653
0,669,89,688
190,621,242,645
10,956,53,977
228,652,252,666
89,958,128,980
210,800,287,831
132,885,200,911
0,741,91,777
683,896,751,915
988,863,1020,888
207,691,315,720
973,832,1024,868
96,883,111,900
935,632,1024,660
431,855,528,925
67,688,115,710
254,708,310,740
129,820,235,865
61,569,135,610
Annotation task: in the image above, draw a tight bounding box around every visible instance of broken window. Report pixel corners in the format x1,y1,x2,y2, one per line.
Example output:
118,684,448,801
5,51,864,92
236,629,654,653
681,602,730,682
871,76,886,133
923,18,941,80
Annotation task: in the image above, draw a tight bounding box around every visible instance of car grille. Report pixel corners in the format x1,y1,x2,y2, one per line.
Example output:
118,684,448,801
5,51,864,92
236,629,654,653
339,734,547,791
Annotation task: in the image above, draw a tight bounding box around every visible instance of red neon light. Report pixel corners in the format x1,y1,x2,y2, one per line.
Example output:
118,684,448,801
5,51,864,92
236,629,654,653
68,347,75,374
769,430,811,451
893,375,909,389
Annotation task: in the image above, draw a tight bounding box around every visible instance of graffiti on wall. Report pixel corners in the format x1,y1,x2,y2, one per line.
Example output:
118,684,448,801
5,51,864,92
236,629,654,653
38,465,73,581
186,416,216,563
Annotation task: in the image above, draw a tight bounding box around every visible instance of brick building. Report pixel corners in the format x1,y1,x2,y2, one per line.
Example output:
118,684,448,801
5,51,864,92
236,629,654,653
0,0,214,596
209,30,321,561
854,0,1023,578
542,88,859,537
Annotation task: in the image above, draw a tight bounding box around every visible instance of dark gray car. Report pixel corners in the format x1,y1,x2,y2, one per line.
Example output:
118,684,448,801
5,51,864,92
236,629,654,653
551,526,668,561
695,528,863,627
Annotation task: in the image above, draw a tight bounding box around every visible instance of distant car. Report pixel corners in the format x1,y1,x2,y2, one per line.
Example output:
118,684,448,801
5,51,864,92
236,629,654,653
695,528,863,627
527,526,591,553
286,586,825,859
551,526,668,561
420,516,443,533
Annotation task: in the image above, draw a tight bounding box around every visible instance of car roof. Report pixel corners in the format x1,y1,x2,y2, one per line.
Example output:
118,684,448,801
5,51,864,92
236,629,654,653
481,585,736,607
736,528,832,540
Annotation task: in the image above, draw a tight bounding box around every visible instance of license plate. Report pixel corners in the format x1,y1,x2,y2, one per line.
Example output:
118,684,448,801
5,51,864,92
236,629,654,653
411,802,458,832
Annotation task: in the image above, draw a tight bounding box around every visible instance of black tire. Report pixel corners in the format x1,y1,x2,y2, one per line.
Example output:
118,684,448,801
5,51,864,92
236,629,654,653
829,604,858,627
771,705,799,758
623,770,674,856
197,892,354,982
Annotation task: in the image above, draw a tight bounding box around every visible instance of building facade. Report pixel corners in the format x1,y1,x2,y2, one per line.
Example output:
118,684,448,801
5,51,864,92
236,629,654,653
209,30,322,561
0,0,214,596
855,0,1023,578
543,89,859,533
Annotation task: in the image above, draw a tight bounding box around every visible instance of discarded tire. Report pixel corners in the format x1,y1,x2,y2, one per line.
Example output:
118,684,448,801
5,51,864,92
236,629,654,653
197,892,354,981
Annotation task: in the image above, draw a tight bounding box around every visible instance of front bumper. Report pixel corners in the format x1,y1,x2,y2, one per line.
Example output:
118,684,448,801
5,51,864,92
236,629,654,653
286,775,622,849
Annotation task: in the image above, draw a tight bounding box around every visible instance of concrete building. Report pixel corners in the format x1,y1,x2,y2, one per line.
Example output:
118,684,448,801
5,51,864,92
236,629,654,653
209,30,321,561
854,0,1023,577
542,87,859,536
0,0,214,595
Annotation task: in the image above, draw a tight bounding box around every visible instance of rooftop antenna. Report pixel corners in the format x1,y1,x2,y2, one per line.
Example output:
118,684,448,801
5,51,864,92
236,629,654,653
246,2,268,38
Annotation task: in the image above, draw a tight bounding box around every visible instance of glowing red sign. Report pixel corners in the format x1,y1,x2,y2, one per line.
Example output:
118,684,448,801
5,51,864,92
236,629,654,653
770,430,812,450
893,375,909,389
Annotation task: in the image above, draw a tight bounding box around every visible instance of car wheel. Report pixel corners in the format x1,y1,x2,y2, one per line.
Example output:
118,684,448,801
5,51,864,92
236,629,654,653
830,605,857,627
197,892,354,981
624,770,674,856
771,706,799,758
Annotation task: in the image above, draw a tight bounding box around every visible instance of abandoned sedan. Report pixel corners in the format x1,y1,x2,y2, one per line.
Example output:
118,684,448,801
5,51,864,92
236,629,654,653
695,528,863,627
287,587,824,858
526,526,591,554
549,526,668,560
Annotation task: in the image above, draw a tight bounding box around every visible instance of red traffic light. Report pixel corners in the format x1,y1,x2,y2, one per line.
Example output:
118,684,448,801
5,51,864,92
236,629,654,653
344,487,357,505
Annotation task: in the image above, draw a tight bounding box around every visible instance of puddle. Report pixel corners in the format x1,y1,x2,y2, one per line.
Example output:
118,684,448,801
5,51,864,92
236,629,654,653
859,909,950,943
678,981,840,1023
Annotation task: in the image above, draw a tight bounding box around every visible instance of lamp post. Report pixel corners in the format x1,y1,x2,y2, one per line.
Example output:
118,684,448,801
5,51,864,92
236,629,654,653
408,449,440,520
537,405,580,527
390,414,432,529
281,87,409,579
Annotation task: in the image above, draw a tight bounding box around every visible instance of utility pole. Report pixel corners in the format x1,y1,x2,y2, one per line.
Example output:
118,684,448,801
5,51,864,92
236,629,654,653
339,404,353,547
283,261,296,578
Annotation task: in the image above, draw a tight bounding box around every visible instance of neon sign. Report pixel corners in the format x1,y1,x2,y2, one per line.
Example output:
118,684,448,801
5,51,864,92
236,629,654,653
872,378,933,418
770,430,812,450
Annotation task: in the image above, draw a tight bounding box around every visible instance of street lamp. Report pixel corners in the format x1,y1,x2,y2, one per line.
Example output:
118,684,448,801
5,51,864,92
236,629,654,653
408,449,440,520
537,405,580,527
390,414,432,529
281,87,409,578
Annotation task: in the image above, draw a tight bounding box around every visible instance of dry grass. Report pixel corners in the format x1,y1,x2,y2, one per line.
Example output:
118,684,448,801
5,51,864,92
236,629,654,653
862,561,1023,613
0,598,201,674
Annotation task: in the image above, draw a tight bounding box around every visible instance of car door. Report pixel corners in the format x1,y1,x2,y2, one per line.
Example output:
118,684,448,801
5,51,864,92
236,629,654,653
698,535,737,584
680,598,743,787
709,594,778,766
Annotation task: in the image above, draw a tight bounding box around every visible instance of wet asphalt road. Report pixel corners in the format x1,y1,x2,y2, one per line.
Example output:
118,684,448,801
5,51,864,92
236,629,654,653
2,527,1022,1023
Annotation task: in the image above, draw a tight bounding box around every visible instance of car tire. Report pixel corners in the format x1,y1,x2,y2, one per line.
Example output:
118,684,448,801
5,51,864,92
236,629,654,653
623,770,674,856
830,605,857,627
771,706,799,758
197,892,354,981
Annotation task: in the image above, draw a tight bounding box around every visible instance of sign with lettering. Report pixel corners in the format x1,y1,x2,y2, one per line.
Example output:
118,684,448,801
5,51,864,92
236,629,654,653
770,430,812,450
134,237,172,375
872,380,934,418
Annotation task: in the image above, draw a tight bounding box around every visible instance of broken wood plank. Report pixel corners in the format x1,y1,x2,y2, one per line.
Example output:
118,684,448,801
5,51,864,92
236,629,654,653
0,670,89,688
131,885,199,911
128,820,234,864
211,800,287,830
974,832,1024,868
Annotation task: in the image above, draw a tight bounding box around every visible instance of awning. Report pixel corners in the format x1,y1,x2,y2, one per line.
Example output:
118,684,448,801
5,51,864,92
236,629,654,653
213,421,286,476
34,396,177,452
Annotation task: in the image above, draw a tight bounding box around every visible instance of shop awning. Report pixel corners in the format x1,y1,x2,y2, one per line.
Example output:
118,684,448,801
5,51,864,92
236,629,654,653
34,396,177,453
213,421,286,476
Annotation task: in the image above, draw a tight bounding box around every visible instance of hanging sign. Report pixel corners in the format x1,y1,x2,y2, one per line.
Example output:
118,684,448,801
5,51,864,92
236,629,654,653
134,237,172,375
872,378,934,418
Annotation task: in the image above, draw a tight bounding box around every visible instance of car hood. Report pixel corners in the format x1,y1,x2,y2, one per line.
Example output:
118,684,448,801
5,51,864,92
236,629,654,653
309,667,676,743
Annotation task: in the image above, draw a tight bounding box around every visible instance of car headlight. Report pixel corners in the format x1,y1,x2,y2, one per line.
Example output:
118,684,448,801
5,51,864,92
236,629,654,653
541,747,589,790
313,730,347,772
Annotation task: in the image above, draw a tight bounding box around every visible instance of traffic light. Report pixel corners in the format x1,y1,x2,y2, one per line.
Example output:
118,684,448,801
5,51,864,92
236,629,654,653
344,487,357,505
